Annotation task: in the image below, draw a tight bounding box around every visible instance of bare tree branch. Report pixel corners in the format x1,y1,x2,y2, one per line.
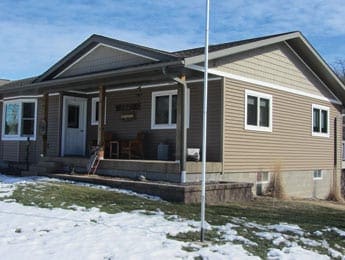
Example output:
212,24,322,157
332,58,345,83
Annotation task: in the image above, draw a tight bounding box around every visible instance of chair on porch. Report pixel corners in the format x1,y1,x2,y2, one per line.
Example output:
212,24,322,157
90,132,119,158
120,131,145,159
104,132,119,159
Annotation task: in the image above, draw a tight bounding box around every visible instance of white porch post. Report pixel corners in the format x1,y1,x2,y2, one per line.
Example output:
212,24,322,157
175,75,187,183
97,85,105,159
180,75,187,183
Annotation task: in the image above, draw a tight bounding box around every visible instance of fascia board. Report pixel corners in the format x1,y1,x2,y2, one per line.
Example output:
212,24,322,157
184,32,301,65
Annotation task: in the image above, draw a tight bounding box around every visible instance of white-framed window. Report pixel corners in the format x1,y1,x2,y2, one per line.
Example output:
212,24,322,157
312,104,329,137
91,97,106,125
313,169,323,180
257,171,270,183
151,89,190,129
2,99,37,141
245,89,272,132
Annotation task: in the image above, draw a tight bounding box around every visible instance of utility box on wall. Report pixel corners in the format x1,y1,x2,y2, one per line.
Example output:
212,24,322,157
157,143,169,161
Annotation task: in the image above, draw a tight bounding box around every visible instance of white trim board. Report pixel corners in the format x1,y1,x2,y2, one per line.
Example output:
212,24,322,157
91,97,107,125
71,77,222,95
54,43,159,79
187,65,342,105
1,93,60,101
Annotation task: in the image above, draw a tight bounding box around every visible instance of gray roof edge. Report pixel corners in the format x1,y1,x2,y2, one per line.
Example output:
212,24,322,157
0,60,183,94
295,34,345,93
35,35,97,82
184,31,301,65
91,34,179,60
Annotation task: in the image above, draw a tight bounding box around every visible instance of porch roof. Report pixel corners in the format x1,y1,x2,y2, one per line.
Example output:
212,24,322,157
0,60,192,97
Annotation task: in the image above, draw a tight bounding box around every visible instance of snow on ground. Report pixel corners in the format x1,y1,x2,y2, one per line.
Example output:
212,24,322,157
268,223,304,236
268,246,329,260
0,174,342,259
0,201,256,259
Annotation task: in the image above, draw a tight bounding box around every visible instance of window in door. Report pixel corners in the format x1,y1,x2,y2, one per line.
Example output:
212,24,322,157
68,105,79,128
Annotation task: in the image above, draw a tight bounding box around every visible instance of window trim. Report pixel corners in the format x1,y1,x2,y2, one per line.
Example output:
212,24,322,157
313,169,323,180
2,99,37,141
244,89,273,132
311,104,329,138
256,171,270,184
151,89,190,130
91,97,107,125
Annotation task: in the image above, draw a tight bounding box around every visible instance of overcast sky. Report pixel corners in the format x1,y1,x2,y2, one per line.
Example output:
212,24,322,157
1,0,345,80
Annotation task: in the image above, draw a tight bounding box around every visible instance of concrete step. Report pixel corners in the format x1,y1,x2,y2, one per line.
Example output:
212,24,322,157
36,161,62,169
39,156,56,162
21,160,64,177
21,170,38,177
29,166,51,173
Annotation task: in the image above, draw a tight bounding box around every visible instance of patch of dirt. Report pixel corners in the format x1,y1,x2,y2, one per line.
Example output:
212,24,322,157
293,198,345,211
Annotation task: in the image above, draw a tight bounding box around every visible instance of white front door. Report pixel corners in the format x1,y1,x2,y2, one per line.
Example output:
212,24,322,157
62,96,87,156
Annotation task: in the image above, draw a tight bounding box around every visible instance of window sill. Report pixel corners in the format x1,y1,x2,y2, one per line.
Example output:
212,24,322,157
2,136,36,141
312,132,329,138
151,124,176,130
245,125,272,132
91,121,107,126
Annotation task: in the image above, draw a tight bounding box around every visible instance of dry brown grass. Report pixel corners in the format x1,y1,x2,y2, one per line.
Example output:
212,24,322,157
327,186,345,203
266,162,286,199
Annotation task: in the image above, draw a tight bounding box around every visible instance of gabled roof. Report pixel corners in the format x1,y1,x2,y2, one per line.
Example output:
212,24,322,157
35,34,180,82
174,31,345,103
1,77,36,88
1,31,344,103
172,31,296,58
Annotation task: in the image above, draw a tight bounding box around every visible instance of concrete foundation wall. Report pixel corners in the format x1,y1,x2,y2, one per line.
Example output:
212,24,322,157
187,170,333,199
281,170,332,199
341,170,345,198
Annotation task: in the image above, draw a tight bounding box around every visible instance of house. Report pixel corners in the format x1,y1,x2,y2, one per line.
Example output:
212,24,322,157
0,31,344,199
0,79,9,86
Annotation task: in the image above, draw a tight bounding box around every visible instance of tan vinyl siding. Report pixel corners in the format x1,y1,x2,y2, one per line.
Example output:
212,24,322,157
215,43,336,101
187,80,222,161
2,141,20,162
47,95,61,157
223,77,342,172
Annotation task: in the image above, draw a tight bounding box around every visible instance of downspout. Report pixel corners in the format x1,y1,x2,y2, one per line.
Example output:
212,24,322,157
334,114,345,199
162,67,187,183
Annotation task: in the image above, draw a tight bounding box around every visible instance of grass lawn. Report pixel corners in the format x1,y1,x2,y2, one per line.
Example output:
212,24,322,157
2,179,345,259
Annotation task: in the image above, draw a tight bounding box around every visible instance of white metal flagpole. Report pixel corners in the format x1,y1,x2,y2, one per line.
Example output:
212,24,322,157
200,0,210,242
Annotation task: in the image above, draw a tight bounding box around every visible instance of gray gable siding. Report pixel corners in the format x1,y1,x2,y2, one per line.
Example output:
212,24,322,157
57,45,155,78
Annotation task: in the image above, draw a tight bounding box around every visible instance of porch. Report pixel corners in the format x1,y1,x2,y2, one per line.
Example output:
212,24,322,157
38,156,222,183
42,68,223,183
